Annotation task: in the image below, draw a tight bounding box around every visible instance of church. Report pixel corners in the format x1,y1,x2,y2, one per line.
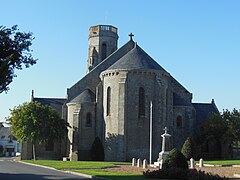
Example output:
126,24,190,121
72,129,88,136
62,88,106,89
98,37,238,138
22,24,218,161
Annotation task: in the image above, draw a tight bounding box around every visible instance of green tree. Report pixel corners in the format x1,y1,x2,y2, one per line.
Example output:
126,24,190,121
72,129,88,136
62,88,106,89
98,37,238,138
7,101,68,160
91,136,104,161
223,109,240,154
181,137,195,160
162,148,188,169
0,25,37,93
197,109,240,158
198,113,228,158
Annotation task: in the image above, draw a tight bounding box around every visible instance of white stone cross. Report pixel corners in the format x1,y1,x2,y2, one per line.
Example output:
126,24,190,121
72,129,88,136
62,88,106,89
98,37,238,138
164,127,168,134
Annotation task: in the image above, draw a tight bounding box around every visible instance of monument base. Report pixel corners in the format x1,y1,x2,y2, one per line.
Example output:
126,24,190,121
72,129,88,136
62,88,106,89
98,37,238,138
158,151,169,162
154,151,169,168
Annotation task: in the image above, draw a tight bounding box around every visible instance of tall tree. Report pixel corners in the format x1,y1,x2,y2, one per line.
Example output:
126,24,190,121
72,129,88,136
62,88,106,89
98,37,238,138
7,101,68,160
181,137,195,160
223,109,240,150
197,109,240,158
0,25,37,93
91,137,104,161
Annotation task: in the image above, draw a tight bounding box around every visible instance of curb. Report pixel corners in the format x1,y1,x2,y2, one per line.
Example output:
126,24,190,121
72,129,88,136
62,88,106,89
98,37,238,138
197,163,240,167
18,161,107,179
234,174,240,178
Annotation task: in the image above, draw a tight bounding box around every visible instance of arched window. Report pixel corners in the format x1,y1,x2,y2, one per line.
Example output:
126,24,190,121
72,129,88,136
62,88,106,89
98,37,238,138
176,116,183,128
86,112,92,127
107,87,111,116
138,87,145,117
101,43,107,61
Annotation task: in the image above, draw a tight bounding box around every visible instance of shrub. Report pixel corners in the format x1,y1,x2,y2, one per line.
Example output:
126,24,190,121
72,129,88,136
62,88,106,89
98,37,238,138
143,167,188,179
91,136,104,161
181,137,195,160
143,168,226,179
188,169,226,180
162,148,188,169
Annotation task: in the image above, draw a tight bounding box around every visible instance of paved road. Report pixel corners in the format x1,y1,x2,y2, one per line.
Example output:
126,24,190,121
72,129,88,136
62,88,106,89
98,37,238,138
0,157,90,180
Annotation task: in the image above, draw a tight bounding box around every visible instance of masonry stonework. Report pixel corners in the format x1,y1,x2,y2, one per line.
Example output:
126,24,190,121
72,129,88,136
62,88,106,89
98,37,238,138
22,24,218,161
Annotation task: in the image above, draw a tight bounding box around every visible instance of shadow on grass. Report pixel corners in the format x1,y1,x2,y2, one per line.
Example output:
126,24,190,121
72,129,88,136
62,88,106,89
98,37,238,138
97,174,146,180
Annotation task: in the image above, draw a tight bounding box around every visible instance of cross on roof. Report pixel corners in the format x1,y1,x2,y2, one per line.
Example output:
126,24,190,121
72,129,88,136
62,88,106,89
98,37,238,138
128,33,134,41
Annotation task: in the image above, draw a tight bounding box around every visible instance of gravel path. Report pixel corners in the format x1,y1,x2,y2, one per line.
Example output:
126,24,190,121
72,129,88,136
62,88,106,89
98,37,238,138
106,165,240,179
196,167,240,179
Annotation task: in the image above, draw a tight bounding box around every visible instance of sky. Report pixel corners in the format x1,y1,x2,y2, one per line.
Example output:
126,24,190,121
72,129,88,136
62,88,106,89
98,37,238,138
1,0,240,124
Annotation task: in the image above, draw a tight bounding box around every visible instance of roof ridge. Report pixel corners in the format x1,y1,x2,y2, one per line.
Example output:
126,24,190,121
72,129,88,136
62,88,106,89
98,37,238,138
34,97,66,100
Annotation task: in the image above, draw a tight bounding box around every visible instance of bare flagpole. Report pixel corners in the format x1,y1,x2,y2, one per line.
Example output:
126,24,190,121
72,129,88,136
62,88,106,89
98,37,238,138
150,101,153,165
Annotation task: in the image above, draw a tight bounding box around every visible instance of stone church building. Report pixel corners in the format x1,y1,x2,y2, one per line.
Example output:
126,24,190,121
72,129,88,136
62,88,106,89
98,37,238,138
21,24,218,161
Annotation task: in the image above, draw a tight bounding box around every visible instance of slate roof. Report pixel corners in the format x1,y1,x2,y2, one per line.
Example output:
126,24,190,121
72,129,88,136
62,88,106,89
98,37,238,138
33,98,66,114
67,40,135,102
107,44,167,71
173,93,192,106
69,89,95,104
193,102,219,126
0,127,16,140
0,127,11,138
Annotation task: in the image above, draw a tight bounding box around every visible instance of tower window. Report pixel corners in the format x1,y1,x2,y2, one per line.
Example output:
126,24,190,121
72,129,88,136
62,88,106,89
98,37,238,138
138,87,145,117
101,43,107,61
176,116,183,128
86,112,92,127
107,87,111,116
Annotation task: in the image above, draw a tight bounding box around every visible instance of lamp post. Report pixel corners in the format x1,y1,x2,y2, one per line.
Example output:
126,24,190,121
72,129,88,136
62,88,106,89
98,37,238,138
149,101,153,165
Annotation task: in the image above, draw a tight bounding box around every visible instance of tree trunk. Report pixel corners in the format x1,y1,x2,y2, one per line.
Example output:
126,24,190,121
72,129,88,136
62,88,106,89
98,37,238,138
32,141,36,160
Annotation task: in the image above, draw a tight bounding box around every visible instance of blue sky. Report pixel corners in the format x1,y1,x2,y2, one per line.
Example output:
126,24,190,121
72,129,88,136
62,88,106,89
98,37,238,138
1,0,240,123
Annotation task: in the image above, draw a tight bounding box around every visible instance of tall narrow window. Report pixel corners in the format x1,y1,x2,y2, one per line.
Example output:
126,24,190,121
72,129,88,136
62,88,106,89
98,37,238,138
138,87,145,117
101,43,107,61
86,112,92,127
176,116,183,128
107,87,111,116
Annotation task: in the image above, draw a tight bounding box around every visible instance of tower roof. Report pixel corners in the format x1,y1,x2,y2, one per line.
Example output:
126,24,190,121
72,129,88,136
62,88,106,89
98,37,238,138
107,43,167,72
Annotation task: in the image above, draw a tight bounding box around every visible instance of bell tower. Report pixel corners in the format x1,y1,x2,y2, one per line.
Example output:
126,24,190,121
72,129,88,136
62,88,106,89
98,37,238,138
87,25,119,72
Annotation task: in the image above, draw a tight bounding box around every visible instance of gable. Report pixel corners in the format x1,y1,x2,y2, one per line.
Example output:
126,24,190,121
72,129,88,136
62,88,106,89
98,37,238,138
67,40,135,102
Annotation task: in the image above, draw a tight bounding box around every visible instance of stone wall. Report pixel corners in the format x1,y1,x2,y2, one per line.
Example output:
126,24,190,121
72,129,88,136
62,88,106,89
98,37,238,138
172,106,196,149
78,102,96,160
88,26,118,70
101,69,172,161
67,40,135,102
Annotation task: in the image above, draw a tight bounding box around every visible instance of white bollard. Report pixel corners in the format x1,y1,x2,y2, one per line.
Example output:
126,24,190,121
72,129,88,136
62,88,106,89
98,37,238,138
199,158,204,168
159,159,163,169
132,158,136,166
137,158,142,167
143,159,148,169
190,158,195,169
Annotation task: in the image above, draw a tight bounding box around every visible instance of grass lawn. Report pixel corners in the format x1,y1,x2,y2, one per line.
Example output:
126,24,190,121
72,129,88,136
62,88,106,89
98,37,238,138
23,160,145,180
23,159,240,179
204,160,240,166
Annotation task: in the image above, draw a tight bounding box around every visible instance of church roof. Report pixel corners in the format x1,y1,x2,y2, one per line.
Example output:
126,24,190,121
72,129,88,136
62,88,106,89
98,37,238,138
69,89,95,104
33,98,66,114
0,127,11,138
173,93,192,106
193,101,219,125
107,43,167,71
